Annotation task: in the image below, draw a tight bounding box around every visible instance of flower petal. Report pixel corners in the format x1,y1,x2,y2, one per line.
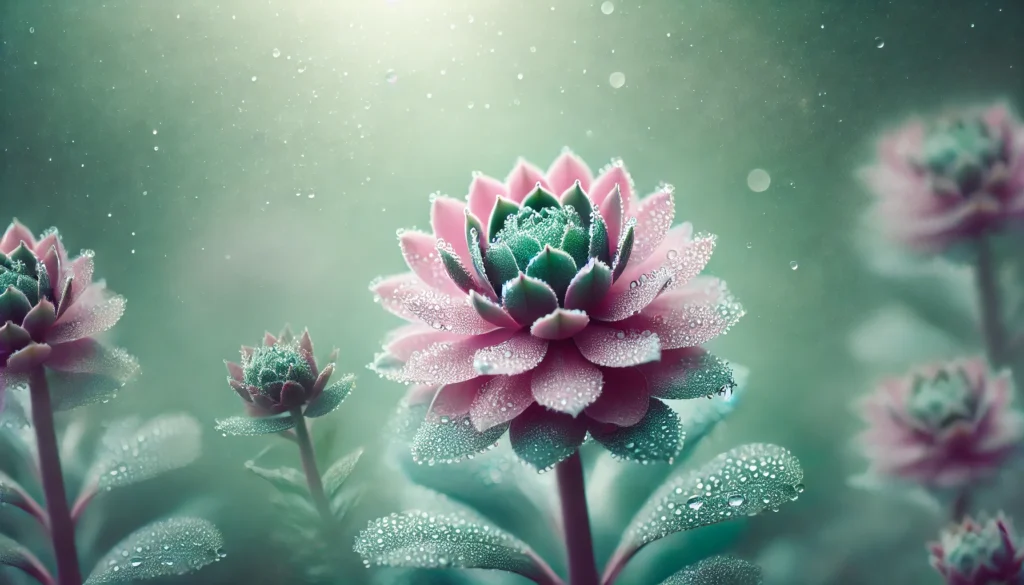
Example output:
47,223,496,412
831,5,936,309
530,341,603,415
589,398,682,463
470,373,534,432
599,184,624,254
5,343,52,373
431,196,473,267
396,285,499,335
468,291,520,329
224,360,244,383
373,329,515,385
626,277,744,349
64,253,96,313
371,273,423,321
0,322,32,354
46,283,126,344
21,299,56,341
561,181,594,230
428,377,486,418
0,220,36,255
575,326,661,368
44,338,140,382
473,331,548,375
399,231,462,295
564,259,612,312
383,324,463,361
525,246,577,302
303,374,356,418
0,286,32,324
589,267,673,322
590,160,636,213
502,274,558,327
638,347,735,399
467,174,508,236
584,367,650,426
509,403,588,470
530,309,590,341
546,150,593,195
505,159,550,203
631,191,675,263
482,241,521,295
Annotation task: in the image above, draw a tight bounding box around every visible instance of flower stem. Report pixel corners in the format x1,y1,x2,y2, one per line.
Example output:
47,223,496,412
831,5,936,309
952,489,971,522
289,408,333,522
974,236,1008,367
555,451,599,585
27,367,82,585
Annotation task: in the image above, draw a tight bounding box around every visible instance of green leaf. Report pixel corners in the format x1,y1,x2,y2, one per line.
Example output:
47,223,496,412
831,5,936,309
487,196,521,241
215,412,295,436
304,374,355,418
322,448,363,499
503,233,542,269
673,365,748,463
561,224,590,269
589,213,611,264
660,556,763,585
439,247,478,293
0,532,49,584
483,242,521,294
501,274,558,326
564,259,612,312
521,186,561,211
86,414,202,493
465,222,491,292
85,517,225,584
642,352,736,400
525,246,577,302
590,398,682,463
612,224,635,281
354,509,541,579
245,461,308,497
509,405,587,471
561,181,593,229
623,444,804,551
0,471,34,517
411,414,508,465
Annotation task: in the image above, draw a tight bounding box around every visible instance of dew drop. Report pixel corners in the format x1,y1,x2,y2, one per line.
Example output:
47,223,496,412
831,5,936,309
686,495,704,510
272,48,281,58
789,261,798,271
746,168,771,192
874,36,884,48
600,1,614,14
727,494,745,507
29,27,35,33
385,69,398,84
608,72,626,89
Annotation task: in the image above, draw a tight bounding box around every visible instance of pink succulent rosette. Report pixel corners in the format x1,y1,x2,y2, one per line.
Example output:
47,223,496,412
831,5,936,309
861,103,1024,252
929,513,1024,585
371,150,743,469
0,220,137,412
857,357,1023,488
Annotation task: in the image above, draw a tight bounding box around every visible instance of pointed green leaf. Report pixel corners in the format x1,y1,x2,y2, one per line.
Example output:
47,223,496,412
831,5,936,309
521,186,561,211
354,509,542,579
561,181,593,229
322,448,363,499
590,398,682,463
304,374,355,418
509,404,587,471
0,533,50,584
488,196,521,241
589,213,611,264
245,461,308,496
85,517,224,584
612,224,635,281
673,365,748,463
330,484,364,519
439,247,478,293
503,233,542,269
36,260,52,302
564,259,612,311
8,243,37,278
0,286,32,323
643,352,736,400
561,225,590,269
411,414,508,465
465,223,492,293
482,242,521,294
525,246,577,302
501,274,558,326
624,444,804,550
86,414,202,493
660,556,763,585
215,412,296,436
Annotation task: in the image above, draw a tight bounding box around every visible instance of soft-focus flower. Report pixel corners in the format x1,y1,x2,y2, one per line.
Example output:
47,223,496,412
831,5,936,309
370,150,744,469
861,103,1024,252
0,220,137,411
857,357,1023,488
929,513,1024,585
225,326,340,417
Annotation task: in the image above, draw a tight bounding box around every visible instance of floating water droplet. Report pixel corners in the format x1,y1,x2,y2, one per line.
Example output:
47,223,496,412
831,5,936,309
272,48,281,58
29,27,35,33
250,76,257,82
874,36,884,48
601,1,615,14
789,261,798,271
745,242,752,249
385,69,398,84
746,168,771,192
608,72,626,89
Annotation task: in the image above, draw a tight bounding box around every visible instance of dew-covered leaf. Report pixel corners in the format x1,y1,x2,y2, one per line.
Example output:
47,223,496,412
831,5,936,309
0,471,37,518
0,532,49,583
623,444,804,551
304,374,355,418
245,461,308,496
644,352,736,400
672,365,747,463
86,414,202,493
322,448,363,499
660,556,763,585
590,398,682,463
85,517,225,584
411,414,507,465
47,348,140,411
215,412,295,436
354,509,541,579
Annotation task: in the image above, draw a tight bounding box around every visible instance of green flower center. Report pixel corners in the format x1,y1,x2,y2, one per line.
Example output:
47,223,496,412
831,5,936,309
0,248,40,306
944,523,1003,576
907,369,976,429
242,344,315,389
921,118,1003,195
495,206,579,267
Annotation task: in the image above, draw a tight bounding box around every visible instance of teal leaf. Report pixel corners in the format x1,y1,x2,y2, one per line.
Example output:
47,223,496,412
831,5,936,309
86,414,202,493
561,181,593,229
623,444,804,550
354,509,542,579
439,247,478,294
564,259,612,312
589,213,611,264
612,224,635,281
660,556,763,585
9,244,37,278
642,351,736,400
483,242,521,294
590,398,682,463
304,374,355,418
244,461,308,497
47,347,140,411
0,532,49,583
501,274,558,326
509,404,587,471
85,517,225,584
0,471,34,517
504,233,542,269
465,224,492,294
521,186,561,211
215,412,295,436
525,246,578,302
561,224,590,269
488,196,521,242
322,448,363,499
673,365,748,463
411,414,508,465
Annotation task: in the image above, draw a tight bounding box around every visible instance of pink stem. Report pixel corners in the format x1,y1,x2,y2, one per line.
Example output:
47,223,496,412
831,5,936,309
3,480,50,529
600,545,635,585
70,483,98,524
525,549,565,585
289,408,333,522
555,452,599,585
28,367,82,585
18,547,57,585
952,489,971,522
974,236,1008,367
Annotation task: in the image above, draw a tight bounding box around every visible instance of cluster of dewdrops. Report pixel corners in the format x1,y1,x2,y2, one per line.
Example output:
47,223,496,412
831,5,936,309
94,518,225,583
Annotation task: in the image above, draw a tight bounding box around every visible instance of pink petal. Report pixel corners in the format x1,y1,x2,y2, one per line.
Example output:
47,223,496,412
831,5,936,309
399,231,462,295
530,341,603,415
546,150,593,195
280,381,306,407
428,378,486,419
39,245,62,292
312,363,335,395
375,329,515,385
473,331,548,375
46,338,139,381
625,277,743,349
631,191,675,263
0,322,31,353
469,290,521,329
431,196,472,267
47,283,126,344
5,343,52,373
299,328,315,356
584,367,650,426
589,160,636,212
505,159,550,203
589,266,673,322
264,332,278,346
371,273,423,321
241,346,255,361
21,299,56,341
384,324,463,361
225,361,244,382
397,287,499,335
64,254,96,312
574,325,661,368
531,309,590,340
616,222,691,284
405,384,440,406
470,373,534,431
467,174,508,235
0,220,36,254
599,185,624,254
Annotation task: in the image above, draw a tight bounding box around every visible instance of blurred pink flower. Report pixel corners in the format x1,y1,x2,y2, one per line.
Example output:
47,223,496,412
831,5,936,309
0,220,137,411
929,513,1024,585
370,150,743,469
857,357,1023,488
861,103,1024,252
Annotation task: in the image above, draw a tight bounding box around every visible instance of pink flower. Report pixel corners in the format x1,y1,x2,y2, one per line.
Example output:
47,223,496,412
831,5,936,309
861,103,1024,252
929,513,1024,585
857,357,1023,488
0,220,138,411
371,150,743,469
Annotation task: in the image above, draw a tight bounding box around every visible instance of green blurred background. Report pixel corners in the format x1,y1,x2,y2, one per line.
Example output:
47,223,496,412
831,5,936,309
2,0,1023,583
